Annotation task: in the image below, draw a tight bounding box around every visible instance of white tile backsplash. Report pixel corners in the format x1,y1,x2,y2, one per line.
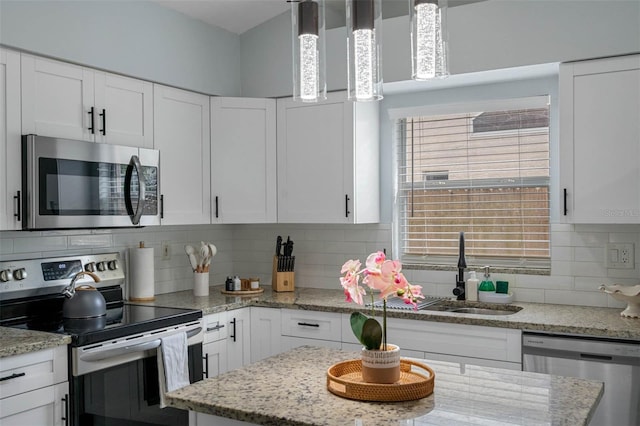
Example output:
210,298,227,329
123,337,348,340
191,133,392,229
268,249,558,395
1,222,638,307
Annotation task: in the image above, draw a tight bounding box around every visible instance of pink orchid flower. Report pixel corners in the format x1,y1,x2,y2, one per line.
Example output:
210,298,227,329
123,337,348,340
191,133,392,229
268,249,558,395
340,252,424,311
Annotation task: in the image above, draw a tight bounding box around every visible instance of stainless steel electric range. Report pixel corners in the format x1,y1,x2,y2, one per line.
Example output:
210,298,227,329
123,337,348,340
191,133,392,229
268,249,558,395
0,253,203,426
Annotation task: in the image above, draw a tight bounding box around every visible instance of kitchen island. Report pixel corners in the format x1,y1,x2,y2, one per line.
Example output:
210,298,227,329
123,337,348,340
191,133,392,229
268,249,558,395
166,346,603,426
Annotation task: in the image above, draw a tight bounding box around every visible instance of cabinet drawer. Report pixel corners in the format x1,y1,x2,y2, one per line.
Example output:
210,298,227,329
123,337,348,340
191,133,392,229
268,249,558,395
0,346,67,399
203,312,228,344
281,309,341,342
0,381,68,425
341,314,521,363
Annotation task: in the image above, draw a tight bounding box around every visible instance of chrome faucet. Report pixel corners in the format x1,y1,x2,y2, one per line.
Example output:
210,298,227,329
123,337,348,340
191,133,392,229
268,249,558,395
452,232,466,300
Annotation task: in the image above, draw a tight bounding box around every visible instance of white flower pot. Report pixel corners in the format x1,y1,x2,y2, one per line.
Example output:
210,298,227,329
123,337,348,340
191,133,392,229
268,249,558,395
361,344,401,384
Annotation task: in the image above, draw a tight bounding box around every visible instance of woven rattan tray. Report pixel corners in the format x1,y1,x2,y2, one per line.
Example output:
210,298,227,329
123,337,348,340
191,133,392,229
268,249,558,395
326,358,435,402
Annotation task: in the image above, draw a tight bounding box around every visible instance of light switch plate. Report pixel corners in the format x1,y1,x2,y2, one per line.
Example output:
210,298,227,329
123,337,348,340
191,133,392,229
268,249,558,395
605,243,634,269
161,241,171,260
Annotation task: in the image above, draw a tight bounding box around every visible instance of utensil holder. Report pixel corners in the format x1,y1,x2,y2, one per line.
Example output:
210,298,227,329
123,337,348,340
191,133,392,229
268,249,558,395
272,256,295,292
194,272,210,296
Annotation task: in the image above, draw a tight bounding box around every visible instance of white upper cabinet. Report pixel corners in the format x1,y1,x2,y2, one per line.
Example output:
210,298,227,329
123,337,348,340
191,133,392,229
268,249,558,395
210,97,276,223
0,48,21,231
154,84,211,225
277,91,380,223
21,54,153,147
559,54,640,223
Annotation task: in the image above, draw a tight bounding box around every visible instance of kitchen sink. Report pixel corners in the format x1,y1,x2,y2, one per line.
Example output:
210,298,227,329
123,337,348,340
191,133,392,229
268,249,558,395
444,307,517,315
370,297,521,315
419,302,522,316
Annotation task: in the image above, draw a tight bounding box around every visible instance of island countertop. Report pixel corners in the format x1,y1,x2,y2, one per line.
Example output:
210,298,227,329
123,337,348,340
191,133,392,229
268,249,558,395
141,286,640,340
166,345,603,426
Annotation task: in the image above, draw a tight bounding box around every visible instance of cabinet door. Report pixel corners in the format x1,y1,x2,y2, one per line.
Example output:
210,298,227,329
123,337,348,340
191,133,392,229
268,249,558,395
0,381,69,426
203,340,228,379
250,307,282,363
21,54,95,141
277,93,353,223
226,308,251,371
211,97,276,223
94,72,154,148
560,55,640,223
0,48,21,231
153,84,211,225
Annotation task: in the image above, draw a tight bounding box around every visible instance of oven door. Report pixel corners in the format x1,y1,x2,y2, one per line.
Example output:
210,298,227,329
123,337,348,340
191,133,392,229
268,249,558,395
70,321,203,426
22,134,160,230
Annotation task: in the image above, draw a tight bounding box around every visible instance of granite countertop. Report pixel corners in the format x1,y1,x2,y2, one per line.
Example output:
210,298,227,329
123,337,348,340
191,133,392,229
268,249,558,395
142,286,640,340
3,285,638,358
0,327,71,358
166,345,604,426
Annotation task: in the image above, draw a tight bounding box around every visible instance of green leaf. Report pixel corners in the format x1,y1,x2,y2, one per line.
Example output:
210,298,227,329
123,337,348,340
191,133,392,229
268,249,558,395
350,312,382,350
350,312,368,344
361,318,382,350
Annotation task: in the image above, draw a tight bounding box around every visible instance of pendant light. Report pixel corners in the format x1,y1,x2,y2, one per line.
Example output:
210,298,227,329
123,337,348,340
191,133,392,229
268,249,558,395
292,0,326,102
410,0,449,80
346,0,383,101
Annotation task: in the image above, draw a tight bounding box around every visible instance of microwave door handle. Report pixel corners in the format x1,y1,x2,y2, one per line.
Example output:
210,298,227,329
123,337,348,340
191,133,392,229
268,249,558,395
124,155,146,225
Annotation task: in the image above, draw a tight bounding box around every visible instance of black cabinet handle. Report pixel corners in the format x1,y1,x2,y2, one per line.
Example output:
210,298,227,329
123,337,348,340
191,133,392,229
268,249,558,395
99,109,106,135
345,194,351,218
13,190,20,221
160,194,164,219
297,322,320,328
203,353,209,379
61,394,69,426
88,107,95,134
230,318,237,342
0,372,25,382
563,188,568,216
215,196,219,218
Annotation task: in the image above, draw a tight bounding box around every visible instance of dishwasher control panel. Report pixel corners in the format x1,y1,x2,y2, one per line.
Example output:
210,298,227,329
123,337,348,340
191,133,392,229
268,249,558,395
523,332,640,359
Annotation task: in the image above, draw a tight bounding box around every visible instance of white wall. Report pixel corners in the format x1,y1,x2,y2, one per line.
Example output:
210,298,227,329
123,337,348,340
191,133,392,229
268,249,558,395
1,221,638,308
239,0,640,98
0,0,242,96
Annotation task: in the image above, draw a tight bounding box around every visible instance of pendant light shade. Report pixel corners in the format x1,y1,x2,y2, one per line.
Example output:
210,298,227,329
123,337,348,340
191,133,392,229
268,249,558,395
292,0,326,102
410,0,449,80
346,0,383,101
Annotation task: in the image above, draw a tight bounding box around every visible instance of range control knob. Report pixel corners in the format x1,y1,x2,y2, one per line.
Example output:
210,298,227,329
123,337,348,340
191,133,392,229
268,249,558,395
96,262,107,272
85,262,96,273
0,269,12,282
13,268,27,280
107,260,119,271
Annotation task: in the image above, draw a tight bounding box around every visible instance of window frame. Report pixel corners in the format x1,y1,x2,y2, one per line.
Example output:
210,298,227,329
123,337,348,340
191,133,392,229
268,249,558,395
393,96,551,271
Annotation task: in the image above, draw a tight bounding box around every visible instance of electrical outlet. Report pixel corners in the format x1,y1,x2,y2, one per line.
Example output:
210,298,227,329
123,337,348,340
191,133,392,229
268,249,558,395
605,243,634,269
161,241,171,260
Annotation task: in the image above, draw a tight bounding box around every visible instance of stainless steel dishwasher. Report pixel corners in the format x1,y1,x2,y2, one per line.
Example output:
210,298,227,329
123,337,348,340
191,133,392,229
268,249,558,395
522,332,640,426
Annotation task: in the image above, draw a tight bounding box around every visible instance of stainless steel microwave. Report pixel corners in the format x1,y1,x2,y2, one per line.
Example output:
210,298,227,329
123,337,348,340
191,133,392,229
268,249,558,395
22,135,160,230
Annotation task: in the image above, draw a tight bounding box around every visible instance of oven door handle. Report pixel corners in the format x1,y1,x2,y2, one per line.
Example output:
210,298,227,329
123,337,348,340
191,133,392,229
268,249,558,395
79,327,201,362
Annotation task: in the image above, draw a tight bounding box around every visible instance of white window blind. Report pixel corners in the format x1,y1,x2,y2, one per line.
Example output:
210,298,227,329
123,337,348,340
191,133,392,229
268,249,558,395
395,97,550,268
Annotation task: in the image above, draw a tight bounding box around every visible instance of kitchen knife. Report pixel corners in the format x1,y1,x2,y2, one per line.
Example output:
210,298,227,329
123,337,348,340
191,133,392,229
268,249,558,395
276,235,282,256
284,237,293,256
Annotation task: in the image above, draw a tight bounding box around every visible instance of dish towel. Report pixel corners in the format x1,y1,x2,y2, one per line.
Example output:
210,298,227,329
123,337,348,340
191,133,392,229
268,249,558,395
157,332,190,408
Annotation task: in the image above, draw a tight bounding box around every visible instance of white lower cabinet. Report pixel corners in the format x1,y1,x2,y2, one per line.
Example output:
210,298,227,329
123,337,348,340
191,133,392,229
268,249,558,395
202,311,228,379
0,346,69,425
226,308,251,371
340,314,522,370
249,307,282,363
280,309,342,351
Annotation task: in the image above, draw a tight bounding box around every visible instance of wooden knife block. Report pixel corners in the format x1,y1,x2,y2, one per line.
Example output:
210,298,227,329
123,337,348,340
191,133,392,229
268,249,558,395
272,256,295,292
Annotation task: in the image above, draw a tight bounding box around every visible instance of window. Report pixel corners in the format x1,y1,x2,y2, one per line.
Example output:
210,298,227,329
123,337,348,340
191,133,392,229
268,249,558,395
395,97,550,269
